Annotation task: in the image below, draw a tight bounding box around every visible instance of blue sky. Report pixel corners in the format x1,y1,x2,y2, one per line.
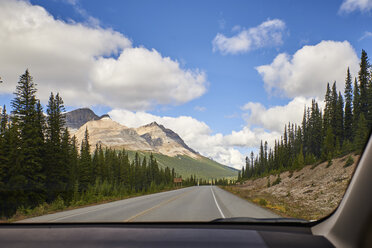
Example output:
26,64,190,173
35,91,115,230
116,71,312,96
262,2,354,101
0,0,371,168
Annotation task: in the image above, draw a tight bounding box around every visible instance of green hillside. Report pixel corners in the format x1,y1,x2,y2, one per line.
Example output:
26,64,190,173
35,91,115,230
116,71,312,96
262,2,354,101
127,150,238,179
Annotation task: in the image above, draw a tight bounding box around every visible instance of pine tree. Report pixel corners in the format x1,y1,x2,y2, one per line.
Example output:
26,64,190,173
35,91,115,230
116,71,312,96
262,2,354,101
353,78,361,137
302,106,308,155
0,106,8,185
323,83,332,129
10,70,45,209
354,114,369,152
79,127,92,191
69,135,79,189
322,126,334,161
34,100,46,198
330,82,338,137
4,120,22,216
344,68,353,141
134,152,142,192
259,140,264,172
97,145,105,182
0,106,9,216
309,101,322,158
45,93,68,201
359,50,369,118
368,59,372,129
336,92,344,146
60,127,71,200
141,156,148,190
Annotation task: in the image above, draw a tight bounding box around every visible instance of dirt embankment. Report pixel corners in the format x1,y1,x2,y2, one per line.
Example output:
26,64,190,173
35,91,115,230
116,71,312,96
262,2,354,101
223,153,359,220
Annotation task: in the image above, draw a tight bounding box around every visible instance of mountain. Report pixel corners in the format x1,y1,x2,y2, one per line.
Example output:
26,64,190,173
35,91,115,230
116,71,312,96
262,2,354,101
72,116,153,152
67,108,238,179
64,108,106,130
136,122,198,159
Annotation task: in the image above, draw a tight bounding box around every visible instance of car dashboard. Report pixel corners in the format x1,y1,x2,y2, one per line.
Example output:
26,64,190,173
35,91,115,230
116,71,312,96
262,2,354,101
0,222,334,248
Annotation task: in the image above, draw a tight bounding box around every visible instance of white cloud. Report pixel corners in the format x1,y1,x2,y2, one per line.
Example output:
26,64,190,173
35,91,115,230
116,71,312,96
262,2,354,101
339,0,372,13
212,19,286,55
66,0,101,27
359,31,372,41
242,97,325,133
109,109,279,169
231,25,241,32
0,0,207,110
194,106,206,112
256,40,359,99
91,47,207,109
224,126,280,148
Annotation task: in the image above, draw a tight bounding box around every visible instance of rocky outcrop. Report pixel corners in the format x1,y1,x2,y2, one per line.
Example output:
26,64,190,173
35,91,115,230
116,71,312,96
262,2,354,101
64,108,109,130
136,122,199,158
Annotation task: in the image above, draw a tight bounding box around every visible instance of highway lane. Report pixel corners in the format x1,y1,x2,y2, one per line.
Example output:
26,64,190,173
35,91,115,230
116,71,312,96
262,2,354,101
19,186,278,222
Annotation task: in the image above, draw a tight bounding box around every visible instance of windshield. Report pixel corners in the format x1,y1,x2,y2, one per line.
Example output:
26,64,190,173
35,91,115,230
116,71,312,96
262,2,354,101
0,0,371,223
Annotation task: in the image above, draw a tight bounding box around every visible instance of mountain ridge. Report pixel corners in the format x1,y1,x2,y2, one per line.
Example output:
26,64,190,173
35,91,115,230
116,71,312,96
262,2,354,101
65,108,237,178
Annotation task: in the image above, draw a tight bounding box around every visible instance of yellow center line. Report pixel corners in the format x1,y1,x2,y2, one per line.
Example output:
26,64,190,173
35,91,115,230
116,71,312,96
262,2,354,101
123,188,196,222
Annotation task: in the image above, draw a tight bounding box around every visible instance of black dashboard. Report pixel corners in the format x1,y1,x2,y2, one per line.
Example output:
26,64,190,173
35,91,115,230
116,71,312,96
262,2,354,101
0,223,334,248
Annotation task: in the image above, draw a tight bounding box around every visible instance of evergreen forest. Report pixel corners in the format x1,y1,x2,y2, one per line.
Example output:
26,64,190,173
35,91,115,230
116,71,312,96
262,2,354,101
239,50,371,181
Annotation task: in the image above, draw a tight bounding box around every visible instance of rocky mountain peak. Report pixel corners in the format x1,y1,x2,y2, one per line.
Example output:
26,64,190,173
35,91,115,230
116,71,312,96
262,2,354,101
64,108,110,130
100,114,111,119
144,121,161,127
136,122,198,158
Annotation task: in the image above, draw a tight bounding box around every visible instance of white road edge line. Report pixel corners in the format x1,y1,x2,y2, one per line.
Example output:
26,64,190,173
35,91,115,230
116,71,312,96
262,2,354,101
210,186,225,218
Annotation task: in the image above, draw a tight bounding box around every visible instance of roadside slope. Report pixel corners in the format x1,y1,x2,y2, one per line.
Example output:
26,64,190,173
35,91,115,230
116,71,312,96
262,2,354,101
223,153,359,220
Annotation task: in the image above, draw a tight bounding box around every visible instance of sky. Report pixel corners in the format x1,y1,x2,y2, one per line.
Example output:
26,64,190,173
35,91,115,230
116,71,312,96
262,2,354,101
0,0,371,169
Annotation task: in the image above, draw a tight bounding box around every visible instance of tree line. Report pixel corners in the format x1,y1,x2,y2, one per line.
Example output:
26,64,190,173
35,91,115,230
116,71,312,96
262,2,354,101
0,70,200,218
239,49,371,181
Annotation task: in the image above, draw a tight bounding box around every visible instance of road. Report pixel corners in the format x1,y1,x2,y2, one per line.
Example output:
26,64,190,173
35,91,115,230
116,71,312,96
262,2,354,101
19,186,278,222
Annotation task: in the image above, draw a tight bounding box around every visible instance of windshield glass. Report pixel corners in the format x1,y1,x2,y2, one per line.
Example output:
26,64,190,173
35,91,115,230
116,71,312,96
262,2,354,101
0,0,371,223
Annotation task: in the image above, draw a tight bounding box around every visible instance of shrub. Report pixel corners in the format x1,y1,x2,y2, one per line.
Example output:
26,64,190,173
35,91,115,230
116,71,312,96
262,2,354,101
259,198,267,206
288,171,294,178
326,158,333,168
344,156,354,168
272,175,281,186
50,196,65,211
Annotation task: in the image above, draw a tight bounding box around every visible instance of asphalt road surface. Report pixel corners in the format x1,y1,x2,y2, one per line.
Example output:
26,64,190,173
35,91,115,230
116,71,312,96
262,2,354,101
19,186,278,222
